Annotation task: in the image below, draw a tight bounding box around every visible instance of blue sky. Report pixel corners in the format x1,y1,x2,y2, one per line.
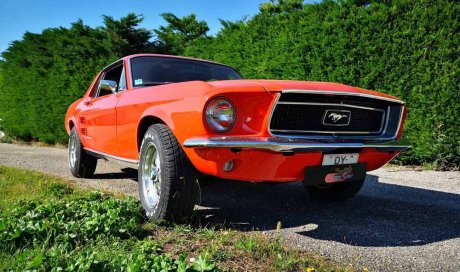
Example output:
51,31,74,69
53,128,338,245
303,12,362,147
0,0,313,54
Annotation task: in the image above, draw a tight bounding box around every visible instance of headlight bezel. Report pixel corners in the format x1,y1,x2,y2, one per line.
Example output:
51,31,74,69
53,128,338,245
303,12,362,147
204,96,237,133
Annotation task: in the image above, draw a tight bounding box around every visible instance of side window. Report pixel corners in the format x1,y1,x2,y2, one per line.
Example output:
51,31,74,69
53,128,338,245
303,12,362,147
89,73,104,98
118,67,126,92
96,64,123,98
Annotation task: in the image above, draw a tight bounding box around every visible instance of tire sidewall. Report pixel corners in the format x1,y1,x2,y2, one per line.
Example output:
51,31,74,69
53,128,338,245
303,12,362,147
69,127,83,177
138,127,166,219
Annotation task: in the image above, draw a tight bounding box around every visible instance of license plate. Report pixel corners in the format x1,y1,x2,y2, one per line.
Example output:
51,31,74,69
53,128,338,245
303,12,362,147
322,153,359,166
304,163,367,185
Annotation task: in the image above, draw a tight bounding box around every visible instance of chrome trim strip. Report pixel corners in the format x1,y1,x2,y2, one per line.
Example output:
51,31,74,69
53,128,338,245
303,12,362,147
278,102,386,133
84,148,139,164
270,129,375,135
102,59,124,72
275,102,386,133
267,93,281,136
267,105,403,141
269,93,389,136
277,101,385,112
394,105,404,138
183,137,409,153
380,106,391,138
281,89,405,104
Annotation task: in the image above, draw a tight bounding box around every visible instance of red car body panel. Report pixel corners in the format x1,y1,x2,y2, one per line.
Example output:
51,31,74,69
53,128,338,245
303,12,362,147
65,54,407,182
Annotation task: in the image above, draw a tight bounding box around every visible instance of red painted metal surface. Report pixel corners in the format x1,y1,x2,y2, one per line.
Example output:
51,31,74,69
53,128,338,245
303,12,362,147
65,54,406,182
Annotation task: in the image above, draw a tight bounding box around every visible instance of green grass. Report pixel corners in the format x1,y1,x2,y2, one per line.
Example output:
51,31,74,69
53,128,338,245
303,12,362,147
0,165,358,271
0,166,75,213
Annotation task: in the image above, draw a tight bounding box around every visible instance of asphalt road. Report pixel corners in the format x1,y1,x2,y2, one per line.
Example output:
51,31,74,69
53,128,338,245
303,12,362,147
0,143,459,271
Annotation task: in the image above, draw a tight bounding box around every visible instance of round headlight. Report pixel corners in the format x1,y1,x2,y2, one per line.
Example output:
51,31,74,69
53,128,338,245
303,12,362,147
205,97,236,133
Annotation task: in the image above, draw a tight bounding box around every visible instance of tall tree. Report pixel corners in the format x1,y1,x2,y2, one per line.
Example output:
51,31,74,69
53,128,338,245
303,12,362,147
259,0,303,14
154,13,209,55
102,13,152,56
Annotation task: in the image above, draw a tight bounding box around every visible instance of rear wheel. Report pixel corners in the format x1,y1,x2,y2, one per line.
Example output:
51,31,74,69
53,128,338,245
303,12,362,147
303,178,365,201
138,124,199,222
68,127,97,178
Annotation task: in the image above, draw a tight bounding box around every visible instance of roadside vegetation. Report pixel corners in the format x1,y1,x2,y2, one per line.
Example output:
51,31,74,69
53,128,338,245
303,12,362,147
0,0,458,169
0,166,355,271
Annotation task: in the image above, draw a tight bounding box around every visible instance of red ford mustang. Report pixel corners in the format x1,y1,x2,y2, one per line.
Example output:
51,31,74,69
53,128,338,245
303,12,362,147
65,54,408,221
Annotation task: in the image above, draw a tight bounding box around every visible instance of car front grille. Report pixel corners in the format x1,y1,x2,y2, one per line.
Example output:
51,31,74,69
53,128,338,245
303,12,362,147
269,92,404,139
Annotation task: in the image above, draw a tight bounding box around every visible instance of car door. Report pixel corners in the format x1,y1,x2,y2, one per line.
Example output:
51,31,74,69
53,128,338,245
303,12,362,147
80,62,124,156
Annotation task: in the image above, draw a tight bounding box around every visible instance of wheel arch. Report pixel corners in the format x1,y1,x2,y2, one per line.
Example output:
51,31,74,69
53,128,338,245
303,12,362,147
66,117,77,135
137,115,167,152
69,120,75,130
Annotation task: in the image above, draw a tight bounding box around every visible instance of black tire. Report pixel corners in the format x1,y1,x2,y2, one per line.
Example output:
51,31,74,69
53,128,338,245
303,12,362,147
138,124,199,222
68,127,97,178
303,178,365,201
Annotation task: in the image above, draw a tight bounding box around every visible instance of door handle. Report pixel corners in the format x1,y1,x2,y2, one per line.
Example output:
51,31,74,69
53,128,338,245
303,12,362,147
84,100,92,106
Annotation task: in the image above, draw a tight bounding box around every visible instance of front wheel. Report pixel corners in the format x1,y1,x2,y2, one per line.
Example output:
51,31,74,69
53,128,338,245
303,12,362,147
68,127,97,178
138,124,199,222
303,178,365,201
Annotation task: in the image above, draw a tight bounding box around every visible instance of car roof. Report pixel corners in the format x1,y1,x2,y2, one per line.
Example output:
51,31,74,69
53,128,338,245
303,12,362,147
98,53,233,71
101,54,234,71
126,54,227,66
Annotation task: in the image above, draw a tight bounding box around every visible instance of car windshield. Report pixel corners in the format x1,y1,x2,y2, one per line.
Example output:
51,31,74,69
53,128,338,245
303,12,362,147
130,56,243,87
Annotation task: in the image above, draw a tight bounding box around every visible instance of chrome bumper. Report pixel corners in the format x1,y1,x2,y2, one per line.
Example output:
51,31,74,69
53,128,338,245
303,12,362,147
183,137,409,153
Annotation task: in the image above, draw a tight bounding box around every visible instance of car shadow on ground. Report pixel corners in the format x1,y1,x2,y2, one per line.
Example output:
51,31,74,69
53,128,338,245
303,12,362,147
195,174,460,247
91,167,138,181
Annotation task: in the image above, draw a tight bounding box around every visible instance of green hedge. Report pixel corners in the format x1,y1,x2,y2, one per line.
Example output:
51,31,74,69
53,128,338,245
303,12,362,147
0,14,151,144
0,25,112,143
185,0,460,168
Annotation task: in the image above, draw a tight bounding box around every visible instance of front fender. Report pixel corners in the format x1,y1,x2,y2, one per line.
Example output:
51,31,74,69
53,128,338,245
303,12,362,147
167,89,277,175
125,81,276,169
138,95,209,147
65,99,83,135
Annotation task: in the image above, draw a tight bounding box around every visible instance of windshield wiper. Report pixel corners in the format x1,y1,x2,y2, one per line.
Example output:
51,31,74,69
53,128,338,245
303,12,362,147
140,81,173,86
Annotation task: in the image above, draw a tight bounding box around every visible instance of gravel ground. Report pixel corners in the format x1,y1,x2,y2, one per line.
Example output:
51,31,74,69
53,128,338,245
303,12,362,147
0,142,459,271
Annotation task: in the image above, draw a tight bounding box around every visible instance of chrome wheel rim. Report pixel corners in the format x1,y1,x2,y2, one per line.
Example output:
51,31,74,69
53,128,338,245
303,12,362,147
68,134,77,168
142,142,161,209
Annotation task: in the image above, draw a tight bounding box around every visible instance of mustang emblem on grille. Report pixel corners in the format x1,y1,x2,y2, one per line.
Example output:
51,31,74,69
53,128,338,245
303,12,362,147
322,110,351,126
328,113,347,122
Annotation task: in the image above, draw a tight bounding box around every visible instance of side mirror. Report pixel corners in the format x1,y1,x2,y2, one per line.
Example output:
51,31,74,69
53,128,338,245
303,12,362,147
99,80,118,94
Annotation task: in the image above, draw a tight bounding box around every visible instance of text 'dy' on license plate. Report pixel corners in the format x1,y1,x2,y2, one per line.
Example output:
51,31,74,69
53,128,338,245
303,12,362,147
322,153,359,166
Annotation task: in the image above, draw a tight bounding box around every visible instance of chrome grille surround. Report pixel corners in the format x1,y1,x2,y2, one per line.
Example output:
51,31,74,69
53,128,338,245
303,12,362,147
268,90,405,142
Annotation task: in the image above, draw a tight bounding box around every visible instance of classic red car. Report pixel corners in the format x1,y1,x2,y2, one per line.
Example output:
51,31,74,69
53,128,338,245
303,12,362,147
65,54,408,221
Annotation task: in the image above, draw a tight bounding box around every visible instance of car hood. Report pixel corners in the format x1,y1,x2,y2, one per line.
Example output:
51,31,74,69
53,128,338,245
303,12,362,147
206,79,401,101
